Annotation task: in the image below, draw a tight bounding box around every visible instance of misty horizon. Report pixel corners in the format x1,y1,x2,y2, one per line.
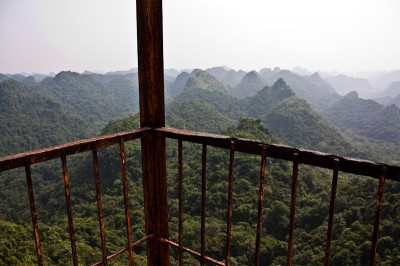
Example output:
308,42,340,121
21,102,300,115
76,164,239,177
1,0,399,74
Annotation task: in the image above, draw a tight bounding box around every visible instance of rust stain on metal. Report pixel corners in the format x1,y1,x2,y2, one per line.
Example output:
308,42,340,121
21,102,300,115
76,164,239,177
255,145,267,266
178,140,184,266
25,163,43,266
161,238,225,266
119,138,134,265
91,235,152,266
61,154,78,266
324,158,340,266
369,167,387,266
201,144,207,266
92,146,108,265
287,153,299,266
225,140,235,266
0,128,149,172
1,127,400,265
156,127,400,181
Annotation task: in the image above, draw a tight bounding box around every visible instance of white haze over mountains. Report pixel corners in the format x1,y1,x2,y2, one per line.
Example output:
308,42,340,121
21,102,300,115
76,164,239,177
0,0,399,75
1,0,400,103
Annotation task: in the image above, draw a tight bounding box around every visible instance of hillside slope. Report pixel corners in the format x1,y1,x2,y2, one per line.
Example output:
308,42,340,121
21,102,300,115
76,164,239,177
0,79,89,156
323,91,400,144
245,79,358,156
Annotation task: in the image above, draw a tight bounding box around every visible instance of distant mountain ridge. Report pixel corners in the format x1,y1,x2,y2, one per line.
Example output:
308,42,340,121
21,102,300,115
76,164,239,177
243,78,356,155
233,70,266,98
166,70,243,133
206,66,246,87
0,79,89,156
260,69,340,112
381,81,400,98
323,91,400,144
324,74,373,97
2,66,400,162
0,71,140,154
166,71,358,156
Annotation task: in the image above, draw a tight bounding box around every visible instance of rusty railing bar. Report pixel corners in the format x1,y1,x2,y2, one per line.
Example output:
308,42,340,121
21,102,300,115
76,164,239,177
92,146,108,265
25,162,43,266
0,128,149,172
287,153,299,266
91,235,153,266
201,144,207,266
2,127,400,181
61,154,78,266
132,234,153,248
255,145,267,266
225,140,235,266
369,166,387,266
178,140,184,266
155,127,400,181
161,238,225,266
92,247,128,266
324,158,340,266
119,138,134,265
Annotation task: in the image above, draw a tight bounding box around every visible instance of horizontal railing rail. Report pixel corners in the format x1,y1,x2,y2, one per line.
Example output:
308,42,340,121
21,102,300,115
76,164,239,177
0,127,150,172
1,127,400,265
156,127,400,181
0,127,150,266
156,127,400,265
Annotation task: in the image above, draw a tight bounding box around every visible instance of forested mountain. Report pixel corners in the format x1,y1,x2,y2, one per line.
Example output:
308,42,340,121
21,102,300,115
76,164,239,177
324,74,373,97
390,94,400,107
258,67,281,79
244,79,357,156
0,71,140,155
323,91,400,144
371,81,400,105
39,71,137,130
169,71,192,98
0,79,90,156
305,72,337,95
0,73,41,85
260,69,340,112
2,67,400,265
381,81,400,98
165,72,360,158
166,71,243,133
3,113,398,265
233,70,266,98
206,66,246,87
370,69,400,90
0,73,8,81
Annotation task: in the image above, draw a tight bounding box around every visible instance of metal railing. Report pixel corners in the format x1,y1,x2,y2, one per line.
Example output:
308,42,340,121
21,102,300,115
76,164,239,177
1,127,400,265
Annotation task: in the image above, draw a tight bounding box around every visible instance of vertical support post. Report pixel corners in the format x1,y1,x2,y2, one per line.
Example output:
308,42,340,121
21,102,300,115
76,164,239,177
255,146,267,266
92,146,108,265
225,141,235,266
324,158,339,266
369,167,387,266
25,162,43,266
61,154,78,266
178,140,184,266
287,153,299,266
136,0,169,265
200,144,207,266
119,138,134,265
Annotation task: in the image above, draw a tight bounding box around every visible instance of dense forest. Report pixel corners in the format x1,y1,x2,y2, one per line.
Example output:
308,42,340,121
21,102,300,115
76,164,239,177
1,67,400,265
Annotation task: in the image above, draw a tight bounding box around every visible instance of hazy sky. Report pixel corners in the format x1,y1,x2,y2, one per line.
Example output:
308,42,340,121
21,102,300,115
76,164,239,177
0,0,399,74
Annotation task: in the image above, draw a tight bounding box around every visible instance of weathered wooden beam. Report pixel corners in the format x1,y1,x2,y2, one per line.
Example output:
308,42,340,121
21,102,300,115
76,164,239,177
136,0,170,264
